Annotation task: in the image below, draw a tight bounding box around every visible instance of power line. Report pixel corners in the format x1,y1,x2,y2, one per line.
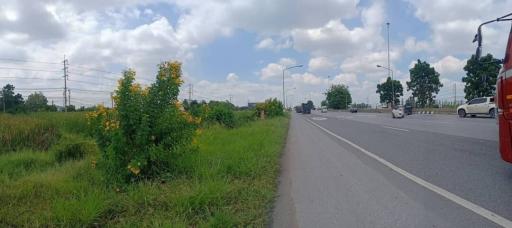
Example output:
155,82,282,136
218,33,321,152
70,88,112,93
68,79,116,86
0,76,61,80
0,66,62,73
15,88,63,90
0,57,61,65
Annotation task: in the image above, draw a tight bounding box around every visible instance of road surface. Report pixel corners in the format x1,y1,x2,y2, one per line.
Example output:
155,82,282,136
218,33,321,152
272,111,512,228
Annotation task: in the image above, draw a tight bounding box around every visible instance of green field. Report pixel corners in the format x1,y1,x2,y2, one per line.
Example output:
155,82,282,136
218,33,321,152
0,112,289,227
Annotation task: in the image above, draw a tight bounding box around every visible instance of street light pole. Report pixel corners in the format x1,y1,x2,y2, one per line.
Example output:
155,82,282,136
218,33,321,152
282,65,303,108
286,87,296,108
377,64,395,107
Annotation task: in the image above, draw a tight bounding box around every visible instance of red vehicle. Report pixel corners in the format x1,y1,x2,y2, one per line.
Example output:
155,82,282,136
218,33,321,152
476,13,512,162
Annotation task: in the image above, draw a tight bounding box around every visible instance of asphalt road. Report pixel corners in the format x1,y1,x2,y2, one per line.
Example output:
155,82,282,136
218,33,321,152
272,111,512,228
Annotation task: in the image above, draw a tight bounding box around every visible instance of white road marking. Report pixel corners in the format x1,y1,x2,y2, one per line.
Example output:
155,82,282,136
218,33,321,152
382,125,410,132
311,117,327,121
305,118,512,228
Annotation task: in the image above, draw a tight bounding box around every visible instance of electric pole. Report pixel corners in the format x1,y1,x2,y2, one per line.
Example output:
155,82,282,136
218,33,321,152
110,92,114,108
454,83,457,105
2,89,5,112
68,89,71,107
63,56,68,112
386,22,394,107
188,84,193,101
229,94,233,104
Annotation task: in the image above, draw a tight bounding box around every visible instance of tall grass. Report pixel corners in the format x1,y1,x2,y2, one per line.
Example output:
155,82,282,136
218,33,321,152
0,116,289,227
0,112,90,154
0,114,60,153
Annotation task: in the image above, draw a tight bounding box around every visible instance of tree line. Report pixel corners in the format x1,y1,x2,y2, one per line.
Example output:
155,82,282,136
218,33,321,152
0,84,95,113
375,53,501,108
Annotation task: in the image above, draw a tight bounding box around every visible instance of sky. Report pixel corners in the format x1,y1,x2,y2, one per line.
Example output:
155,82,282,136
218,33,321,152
0,0,511,108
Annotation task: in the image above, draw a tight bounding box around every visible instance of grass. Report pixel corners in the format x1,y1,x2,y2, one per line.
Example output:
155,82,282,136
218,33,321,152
0,112,289,227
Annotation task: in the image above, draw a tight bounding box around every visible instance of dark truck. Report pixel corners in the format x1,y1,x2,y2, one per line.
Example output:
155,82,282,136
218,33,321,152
404,103,413,115
301,103,311,114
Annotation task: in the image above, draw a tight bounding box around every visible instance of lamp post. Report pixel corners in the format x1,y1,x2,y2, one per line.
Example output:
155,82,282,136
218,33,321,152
286,87,296,108
377,64,395,107
282,65,303,108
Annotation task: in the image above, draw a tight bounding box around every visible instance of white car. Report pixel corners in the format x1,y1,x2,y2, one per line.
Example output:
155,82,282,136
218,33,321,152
392,106,404,118
320,106,328,113
457,97,496,118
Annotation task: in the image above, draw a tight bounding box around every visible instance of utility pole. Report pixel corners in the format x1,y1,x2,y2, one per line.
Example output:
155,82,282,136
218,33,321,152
229,94,233,104
386,22,394,107
67,89,71,107
188,84,193,101
63,56,68,112
110,92,114,108
454,83,457,105
2,89,5,113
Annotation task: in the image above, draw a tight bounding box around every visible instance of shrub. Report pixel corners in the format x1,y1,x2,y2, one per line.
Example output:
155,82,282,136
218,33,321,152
207,101,236,128
0,114,60,153
52,136,97,163
255,98,284,118
88,61,199,184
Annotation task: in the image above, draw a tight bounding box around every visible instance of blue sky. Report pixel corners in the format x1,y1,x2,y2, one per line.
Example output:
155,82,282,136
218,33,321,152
0,0,511,107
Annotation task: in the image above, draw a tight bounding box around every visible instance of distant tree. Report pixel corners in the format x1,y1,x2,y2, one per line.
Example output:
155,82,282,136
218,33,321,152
407,60,443,108
376,77,403,105
25,92,48,112
325,84,351,109
306,100,314,109
320,100,327,107
0,84,24,113
462,54,501,100
66,105,76,112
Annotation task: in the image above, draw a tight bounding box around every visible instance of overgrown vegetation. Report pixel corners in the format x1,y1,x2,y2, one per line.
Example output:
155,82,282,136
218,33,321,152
0,111,289,227
0,114,60,153
1,59,290,226
255,98,284,118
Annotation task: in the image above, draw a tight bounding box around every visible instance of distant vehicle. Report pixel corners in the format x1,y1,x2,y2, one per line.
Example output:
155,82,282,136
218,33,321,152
456,97,495,118
294,105,303,113
392,106,404,118
349,107,358,113
301,103,311,114
404,104,413,115
320,106,327,113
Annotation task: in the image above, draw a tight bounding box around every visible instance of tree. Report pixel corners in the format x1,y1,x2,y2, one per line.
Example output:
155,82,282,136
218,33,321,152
376,77,403,105
462,54,501,100
306,100,314,109
407,60,443,108
1,84,24,113
325,84,351,109
25,92,48,112
320,100,327,107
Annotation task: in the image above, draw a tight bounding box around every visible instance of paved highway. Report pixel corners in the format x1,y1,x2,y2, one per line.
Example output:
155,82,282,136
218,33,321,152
272,111,512,228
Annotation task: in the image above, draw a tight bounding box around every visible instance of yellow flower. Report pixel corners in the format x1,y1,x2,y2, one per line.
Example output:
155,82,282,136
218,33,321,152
127,164,141,175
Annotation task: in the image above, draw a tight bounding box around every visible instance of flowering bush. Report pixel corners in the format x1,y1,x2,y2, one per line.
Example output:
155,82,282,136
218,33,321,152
255,98,284,118
88,61,199,184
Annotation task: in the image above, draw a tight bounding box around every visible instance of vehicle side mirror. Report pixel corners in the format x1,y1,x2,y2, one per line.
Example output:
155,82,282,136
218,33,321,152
473,28,482,59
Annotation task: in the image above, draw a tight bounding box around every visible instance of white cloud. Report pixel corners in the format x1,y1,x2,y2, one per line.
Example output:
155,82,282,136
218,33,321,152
404,37,429,53
260,58,298,80
332,73,359,87
291,72,325,85
308,56,335,72
405,0,512,56
255,37,292,51
226,73,239,81
432,55,466,77
291,1,385,58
